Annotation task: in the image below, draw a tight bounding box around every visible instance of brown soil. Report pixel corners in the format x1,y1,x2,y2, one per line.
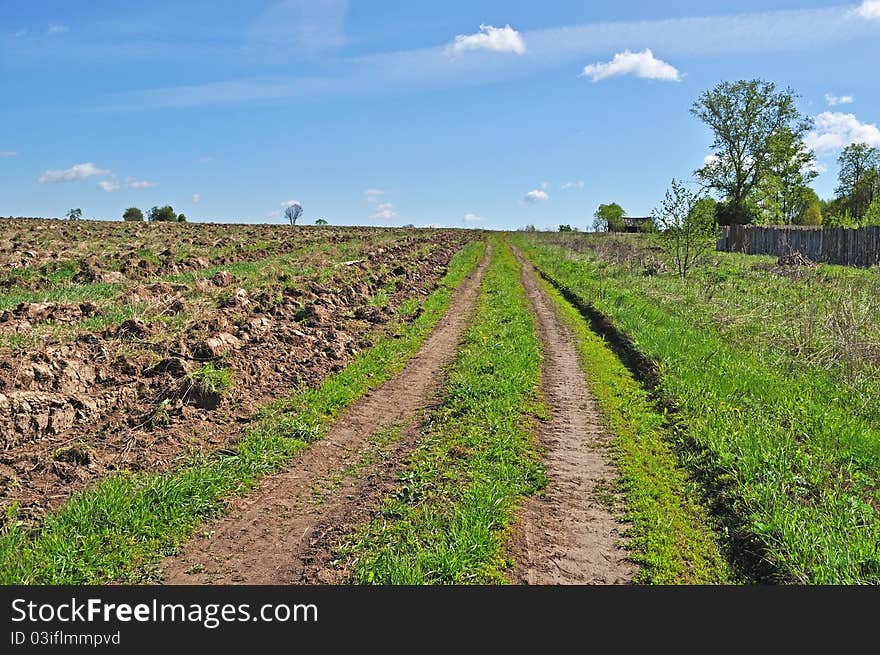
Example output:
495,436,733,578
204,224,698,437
510,249,636,585
160,245,491,584
0,229,476,523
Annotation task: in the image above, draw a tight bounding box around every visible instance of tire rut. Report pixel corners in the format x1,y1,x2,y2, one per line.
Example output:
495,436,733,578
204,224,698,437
510,247,636,585
160,244,491,584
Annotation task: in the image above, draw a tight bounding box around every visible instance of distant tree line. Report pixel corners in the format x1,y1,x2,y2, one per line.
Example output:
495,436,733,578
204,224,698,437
123,206,186,222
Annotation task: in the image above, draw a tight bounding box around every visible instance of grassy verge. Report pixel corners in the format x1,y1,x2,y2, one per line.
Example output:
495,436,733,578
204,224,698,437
536,274,730,584
0,241,485,584
515,235,880,584
338,241,546,584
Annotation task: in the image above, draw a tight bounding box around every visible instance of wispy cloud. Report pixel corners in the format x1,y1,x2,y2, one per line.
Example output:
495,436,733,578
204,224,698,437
37,162,111,184
106,5,880,110
364,188,385,202
247,0,348,57
192,193,201,203
47,25,69,35
524,189,549,204
0,151,17,158
446,24,526,56
96,177,158,192
825,93,854,106
581,49,680,82
560,180,584,190
805,111,880,152
463,212,483,223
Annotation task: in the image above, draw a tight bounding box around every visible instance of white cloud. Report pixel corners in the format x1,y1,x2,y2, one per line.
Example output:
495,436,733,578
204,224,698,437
96,177,157,192
854,1,880,20
0,151,17,158
196,156,214,164
281,199,301,208
560,180,584,190
371,204,398,220
47,25,68,35
125,179,157,189
825,93,854,106
580,48,681,82
524,189,549,204
13,29,27,38
192,193,201,203
37,162,111,184
447,24,526,56
805,111,880,152
803,160,828,175
364,188,385,203
463,213,483,223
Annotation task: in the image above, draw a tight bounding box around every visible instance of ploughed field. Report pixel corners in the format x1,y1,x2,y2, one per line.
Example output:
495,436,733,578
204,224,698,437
0,219,475,522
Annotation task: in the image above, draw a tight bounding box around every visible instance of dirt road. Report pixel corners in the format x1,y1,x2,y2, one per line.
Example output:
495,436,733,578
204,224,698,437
161,245,491,584
510,250,635,584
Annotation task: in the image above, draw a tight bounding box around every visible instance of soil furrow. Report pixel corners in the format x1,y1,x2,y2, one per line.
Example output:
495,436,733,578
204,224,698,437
160,244,491,584
510,248,635,585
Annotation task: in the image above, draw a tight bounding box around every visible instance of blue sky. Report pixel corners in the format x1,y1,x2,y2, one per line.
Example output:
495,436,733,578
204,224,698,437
1,1,879,230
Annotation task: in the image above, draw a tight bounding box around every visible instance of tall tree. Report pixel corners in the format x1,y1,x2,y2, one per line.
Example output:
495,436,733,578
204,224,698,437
66,208,82,220
592,202,626,232
836,143,880,221
692,79,811,225
761,127,818,224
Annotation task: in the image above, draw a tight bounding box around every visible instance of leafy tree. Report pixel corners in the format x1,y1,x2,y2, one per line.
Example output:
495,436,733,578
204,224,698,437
66,208,82,220
836,143,880,221
177,213,187,222
522,224,537,232
652,179,717,278
315,218,328,225
793,189,823,226
692,79,811,225
593,203,626,232
864,197,880,227
756,127,818,224
147,205,177,222
122,207,144,222
402,224,415,228
558,224,574,232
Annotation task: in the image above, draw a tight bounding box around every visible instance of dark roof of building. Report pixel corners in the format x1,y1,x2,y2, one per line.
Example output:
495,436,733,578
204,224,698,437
622,216,651,226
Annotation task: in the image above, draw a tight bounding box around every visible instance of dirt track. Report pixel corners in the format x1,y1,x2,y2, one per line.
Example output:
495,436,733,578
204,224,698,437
510,250,635,584
161,244,491,584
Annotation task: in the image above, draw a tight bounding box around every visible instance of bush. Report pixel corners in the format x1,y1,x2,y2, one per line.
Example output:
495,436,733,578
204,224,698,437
147,206,177,222
122,207,144,222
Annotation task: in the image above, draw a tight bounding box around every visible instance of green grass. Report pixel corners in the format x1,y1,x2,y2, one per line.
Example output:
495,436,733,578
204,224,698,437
339,241,546,584
515,234,880,584
188,362,233,395
0,240,485,584
535,274,730,584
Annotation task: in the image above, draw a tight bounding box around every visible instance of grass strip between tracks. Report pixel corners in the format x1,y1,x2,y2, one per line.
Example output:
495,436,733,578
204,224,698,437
339,241,547,584
0,241,485,584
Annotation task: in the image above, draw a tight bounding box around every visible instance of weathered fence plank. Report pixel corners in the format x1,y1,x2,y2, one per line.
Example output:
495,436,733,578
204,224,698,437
717,225,880,268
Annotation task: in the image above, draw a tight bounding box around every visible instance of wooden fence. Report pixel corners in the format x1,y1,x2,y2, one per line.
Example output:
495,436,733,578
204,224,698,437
717,225,880,268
